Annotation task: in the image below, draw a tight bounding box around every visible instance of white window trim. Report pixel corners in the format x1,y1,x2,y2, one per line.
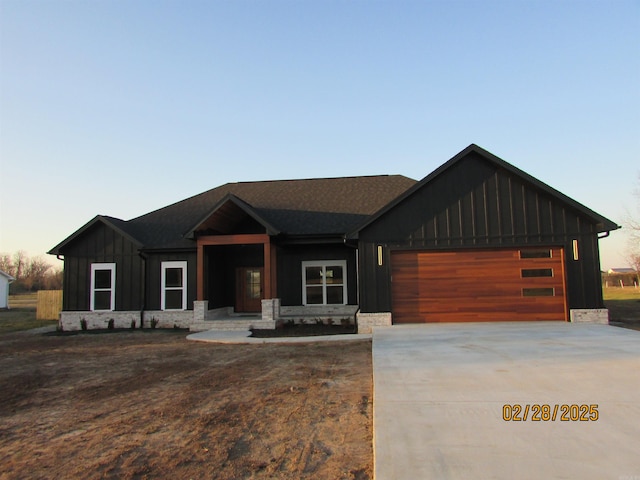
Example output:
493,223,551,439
302,260,347,306
90,263,116,311
161,261,188,311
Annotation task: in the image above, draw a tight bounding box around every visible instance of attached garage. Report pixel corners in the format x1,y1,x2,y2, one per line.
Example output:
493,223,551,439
353,144,619,328
390,247,566,323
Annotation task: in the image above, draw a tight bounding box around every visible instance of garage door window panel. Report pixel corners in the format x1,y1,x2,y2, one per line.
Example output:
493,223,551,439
520,249,552,259
521,268,554,278
523,288,555,297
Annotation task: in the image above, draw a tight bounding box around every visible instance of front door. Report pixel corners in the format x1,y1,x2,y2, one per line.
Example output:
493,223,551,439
235,267,264,312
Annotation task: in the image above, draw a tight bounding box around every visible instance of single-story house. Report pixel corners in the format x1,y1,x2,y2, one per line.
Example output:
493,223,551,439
603,268,639,288
49,144,619,332
607,268,637,275
0,269,15,309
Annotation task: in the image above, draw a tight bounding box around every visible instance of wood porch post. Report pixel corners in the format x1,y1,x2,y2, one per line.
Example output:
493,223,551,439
270,242,277,298
263,240,272,298
197,241,204,301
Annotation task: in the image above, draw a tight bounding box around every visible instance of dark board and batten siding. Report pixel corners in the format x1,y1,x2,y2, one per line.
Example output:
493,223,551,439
358,152,605,314
61,222,144,311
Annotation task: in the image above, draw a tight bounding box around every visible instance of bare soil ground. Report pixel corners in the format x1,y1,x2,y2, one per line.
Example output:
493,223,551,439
0,331,372,480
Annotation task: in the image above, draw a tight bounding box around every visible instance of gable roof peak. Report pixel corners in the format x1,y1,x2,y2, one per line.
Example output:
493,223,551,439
349,144,619,236
184,193,281,238
48,214,144,256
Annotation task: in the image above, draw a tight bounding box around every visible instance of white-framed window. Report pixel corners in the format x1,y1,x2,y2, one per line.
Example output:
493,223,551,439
161,261,187,311
90,263,116,311
302,260,347,305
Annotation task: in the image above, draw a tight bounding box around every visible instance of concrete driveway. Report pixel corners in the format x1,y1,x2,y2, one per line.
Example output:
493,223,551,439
372,322,640,480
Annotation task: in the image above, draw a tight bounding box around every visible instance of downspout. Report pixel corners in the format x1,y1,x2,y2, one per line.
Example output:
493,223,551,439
344,237,360,330
56,255,64,318
138,251,148,328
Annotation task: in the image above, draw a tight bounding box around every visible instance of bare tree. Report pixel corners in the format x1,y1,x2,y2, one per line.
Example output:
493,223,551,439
0,253,14,277
21,256,52,291
12,250,28,280
44,267,63,290
0,251,60,292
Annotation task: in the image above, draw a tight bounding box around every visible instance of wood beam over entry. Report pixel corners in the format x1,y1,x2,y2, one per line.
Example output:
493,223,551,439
196,234,273,301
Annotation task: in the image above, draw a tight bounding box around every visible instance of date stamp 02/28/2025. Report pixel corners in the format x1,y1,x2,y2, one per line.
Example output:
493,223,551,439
502,404,599,422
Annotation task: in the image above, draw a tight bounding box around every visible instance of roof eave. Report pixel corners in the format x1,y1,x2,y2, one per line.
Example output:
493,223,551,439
276,233,348,245
0,270,15,282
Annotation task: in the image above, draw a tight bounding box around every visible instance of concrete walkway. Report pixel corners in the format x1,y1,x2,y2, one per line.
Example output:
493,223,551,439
187,329,371,344
372,322,640,480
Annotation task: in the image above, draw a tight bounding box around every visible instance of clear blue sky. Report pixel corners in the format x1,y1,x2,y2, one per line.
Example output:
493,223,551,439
1,0,638,269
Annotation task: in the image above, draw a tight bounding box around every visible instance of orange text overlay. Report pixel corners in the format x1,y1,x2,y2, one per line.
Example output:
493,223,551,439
502,404,599,422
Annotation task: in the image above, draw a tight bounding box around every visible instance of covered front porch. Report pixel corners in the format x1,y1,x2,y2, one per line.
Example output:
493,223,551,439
190,232,279,331
196,233,276,312
187,194,359,332
191,234,358,331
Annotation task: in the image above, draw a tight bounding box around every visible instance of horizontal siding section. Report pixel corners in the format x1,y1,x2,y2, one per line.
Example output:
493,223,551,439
391,247,566,323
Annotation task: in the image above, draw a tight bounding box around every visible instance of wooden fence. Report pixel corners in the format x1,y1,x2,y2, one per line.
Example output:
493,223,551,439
37,290,63,320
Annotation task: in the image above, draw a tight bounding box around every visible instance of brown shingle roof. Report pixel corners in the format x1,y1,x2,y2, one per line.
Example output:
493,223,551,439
123,175,417,249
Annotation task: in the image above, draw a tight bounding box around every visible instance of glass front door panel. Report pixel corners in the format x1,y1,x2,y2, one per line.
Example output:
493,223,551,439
247,270,261,299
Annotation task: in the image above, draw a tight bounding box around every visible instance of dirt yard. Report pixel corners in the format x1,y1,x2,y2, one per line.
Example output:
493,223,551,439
0,331,372,479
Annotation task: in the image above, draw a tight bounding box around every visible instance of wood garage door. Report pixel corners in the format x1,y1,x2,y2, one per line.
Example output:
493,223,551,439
391,247,567,323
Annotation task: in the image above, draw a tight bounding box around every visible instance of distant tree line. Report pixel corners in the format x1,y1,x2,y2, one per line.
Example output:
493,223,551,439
0,251,62,293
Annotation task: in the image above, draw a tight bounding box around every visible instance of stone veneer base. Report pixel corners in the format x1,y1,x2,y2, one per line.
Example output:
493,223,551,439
356,312,392,334
569,309,609,324
59,311,141,331
59,310,194,331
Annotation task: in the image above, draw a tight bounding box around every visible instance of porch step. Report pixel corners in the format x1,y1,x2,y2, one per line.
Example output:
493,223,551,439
189,318,275,332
